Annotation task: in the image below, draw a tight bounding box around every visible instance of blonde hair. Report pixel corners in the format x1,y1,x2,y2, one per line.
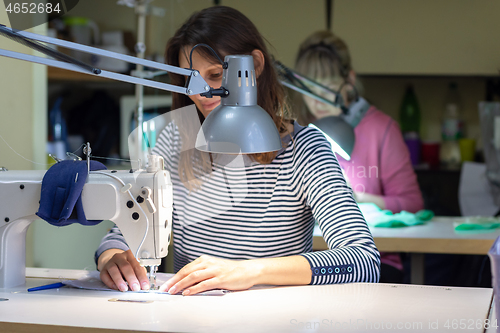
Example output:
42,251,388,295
294,31,363,125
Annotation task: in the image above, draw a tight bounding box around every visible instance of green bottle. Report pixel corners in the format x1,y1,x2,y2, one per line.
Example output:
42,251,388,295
399,85,421,135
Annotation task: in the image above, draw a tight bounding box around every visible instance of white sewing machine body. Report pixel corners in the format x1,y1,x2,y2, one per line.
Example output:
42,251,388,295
0,163,173,288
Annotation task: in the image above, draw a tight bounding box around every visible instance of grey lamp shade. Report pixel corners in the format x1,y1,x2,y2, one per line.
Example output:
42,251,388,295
310,116,355,160
196,55,282,154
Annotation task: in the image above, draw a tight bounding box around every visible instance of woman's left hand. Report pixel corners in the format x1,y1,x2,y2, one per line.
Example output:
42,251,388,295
159,255,260,296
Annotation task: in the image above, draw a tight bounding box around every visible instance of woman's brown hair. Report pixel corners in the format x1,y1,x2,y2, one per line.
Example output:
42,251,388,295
164,6,289,190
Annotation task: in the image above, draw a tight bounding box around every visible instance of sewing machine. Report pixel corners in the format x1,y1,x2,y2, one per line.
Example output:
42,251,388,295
0,154,173,289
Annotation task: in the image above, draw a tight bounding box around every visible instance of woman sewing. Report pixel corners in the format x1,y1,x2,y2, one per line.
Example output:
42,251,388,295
95,6,380,295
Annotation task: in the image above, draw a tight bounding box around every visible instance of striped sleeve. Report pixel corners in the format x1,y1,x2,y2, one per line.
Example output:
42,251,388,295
94,225,129,265
300,131,380,284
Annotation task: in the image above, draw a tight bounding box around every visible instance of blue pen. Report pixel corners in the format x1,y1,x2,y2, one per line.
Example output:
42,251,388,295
28,282,65,292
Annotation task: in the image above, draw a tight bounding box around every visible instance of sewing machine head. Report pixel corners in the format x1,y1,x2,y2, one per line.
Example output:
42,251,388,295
0,154,173,289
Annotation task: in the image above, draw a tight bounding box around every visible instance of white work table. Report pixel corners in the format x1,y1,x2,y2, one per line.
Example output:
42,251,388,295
0,268,495,333
314,217,500,284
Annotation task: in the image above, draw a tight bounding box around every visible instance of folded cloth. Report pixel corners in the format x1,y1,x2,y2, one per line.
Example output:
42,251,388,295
359,202,434,228
454,216,500,232
36,160,106,226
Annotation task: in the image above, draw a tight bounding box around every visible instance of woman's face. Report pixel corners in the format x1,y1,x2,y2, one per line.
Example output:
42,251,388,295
179,47,224,118
302,77,344,120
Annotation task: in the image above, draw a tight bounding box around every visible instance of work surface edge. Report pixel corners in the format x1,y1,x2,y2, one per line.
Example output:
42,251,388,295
313,236,495,254
0,270,494,333
313,217,500,254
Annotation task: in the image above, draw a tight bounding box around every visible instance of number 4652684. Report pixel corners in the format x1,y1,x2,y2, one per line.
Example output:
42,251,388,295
444,319,498,330
6,2,61,14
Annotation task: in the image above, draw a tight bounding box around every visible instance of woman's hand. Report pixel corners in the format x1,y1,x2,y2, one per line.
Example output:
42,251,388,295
98,249,150,292
159,255,260,296
354,191,386,210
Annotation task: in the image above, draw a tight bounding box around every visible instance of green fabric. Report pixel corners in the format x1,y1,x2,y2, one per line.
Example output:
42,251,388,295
415,210,435,221
359,203,434,228
454,217,500,232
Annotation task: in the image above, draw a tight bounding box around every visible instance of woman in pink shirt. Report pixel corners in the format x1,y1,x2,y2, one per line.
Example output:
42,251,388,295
295,30,424,283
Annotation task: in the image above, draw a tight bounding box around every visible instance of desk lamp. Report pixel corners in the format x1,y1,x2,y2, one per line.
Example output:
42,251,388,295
196,55,282,154
0,24,282,160
274,60,355,160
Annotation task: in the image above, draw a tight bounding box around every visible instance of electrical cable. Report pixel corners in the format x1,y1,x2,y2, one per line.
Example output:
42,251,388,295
188,43,227,70
0,132,52,167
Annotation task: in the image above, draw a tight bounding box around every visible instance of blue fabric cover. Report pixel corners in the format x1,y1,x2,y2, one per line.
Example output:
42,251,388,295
36,160,107,226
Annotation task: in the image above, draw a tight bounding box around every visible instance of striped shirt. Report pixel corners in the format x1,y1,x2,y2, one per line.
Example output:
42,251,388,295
96,121,380,284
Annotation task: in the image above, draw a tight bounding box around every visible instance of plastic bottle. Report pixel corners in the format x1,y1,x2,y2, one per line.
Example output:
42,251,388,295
399,85,421,165
441,82,464,141
439,82,463,167
400,85,421,134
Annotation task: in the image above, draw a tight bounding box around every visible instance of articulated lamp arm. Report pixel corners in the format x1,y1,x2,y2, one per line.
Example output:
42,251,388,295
274,59,347,110
273,60,356,160
0,24,213,96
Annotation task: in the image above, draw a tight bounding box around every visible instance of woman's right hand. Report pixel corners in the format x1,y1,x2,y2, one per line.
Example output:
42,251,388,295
97,249,150,292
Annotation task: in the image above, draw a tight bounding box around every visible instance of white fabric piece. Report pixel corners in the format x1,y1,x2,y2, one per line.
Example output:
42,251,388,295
63,270,227,296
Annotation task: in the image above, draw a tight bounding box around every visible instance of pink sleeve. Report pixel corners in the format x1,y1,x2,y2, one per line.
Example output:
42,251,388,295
379,120,424,213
